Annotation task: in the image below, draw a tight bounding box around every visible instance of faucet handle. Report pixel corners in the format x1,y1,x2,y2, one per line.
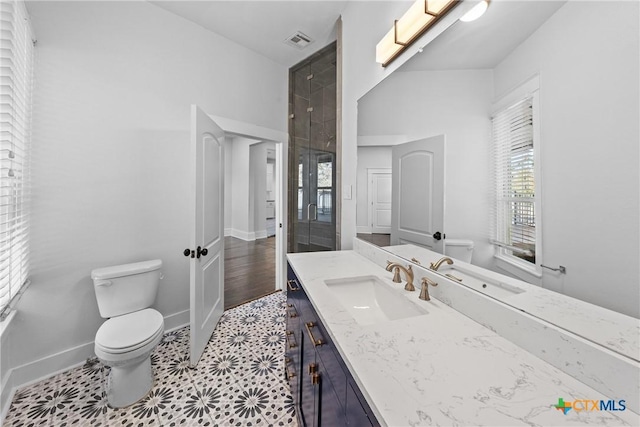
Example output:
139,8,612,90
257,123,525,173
411,257,421,265
391,267,402,283
421,277,438,286
419,277,438,301
386,261,402,283
404,265,415,291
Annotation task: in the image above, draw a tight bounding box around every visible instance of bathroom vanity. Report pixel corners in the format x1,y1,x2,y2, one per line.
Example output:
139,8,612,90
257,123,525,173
286,264,379,426
286,243,639,426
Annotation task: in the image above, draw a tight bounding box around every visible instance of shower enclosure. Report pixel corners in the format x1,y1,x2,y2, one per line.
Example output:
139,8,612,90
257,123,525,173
288,43,337,252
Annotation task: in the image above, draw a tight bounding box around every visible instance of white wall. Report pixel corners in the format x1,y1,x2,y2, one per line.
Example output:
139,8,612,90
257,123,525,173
224,138,234,234
251,143,268,239
357,70,495,268
230,137,253,240
493,1,639,317
2,0,287,398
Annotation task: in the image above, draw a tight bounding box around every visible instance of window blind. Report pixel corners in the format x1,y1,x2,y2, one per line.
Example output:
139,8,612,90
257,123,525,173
491,97,536,263
0,0,34,318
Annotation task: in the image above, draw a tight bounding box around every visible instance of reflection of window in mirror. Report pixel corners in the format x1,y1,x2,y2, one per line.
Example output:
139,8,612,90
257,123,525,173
491,89,541,277
298,160,304,220
316,153,333,223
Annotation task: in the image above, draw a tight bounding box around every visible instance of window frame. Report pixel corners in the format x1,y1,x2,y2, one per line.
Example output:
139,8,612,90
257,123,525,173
491,76,543,283
0,0,35,321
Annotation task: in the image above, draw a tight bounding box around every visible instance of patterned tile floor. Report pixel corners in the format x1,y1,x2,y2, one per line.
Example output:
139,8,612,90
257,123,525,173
4,292,298,427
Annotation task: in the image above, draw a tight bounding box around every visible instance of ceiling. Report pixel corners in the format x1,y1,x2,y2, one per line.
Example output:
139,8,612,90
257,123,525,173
150,1,349,67
400,0,567,71
150,1,567,71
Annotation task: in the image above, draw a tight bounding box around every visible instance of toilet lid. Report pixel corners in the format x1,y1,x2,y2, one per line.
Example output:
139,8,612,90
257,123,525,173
96,309,164,353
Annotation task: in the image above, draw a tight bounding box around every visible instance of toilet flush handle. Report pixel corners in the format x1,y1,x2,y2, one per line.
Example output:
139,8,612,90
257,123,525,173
95,279,112,287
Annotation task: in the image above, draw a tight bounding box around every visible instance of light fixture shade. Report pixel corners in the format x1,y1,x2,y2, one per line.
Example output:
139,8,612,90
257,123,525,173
376,26,403,65
395,0,436,45
396,0,457,45
376,0,459,67
426,0,457,15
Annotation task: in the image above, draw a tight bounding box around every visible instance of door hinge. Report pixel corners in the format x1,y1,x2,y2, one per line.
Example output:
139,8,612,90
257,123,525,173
289,113,295,119
306,107,314,112
307,74,314,80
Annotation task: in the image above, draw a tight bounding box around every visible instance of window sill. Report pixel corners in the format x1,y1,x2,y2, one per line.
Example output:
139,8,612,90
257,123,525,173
495,254,542,286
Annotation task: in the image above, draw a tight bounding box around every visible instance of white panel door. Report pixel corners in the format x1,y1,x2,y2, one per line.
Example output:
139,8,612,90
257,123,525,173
368,169,392,234
391,135,445,252
189,105,225,367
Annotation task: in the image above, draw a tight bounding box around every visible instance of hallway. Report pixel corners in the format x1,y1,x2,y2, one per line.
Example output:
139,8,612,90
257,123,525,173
224,236,276,309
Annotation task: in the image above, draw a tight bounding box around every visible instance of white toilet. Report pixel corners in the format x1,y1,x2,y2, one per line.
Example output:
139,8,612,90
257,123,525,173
91,259,165,408
444,239,474,263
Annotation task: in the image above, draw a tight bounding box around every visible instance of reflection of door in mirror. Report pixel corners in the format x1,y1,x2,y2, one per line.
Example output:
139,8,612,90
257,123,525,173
391,135,445,253
367,169,392,234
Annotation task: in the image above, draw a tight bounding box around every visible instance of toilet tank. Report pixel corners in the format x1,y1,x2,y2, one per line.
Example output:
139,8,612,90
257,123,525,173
444,239,474,263
91,259,162,318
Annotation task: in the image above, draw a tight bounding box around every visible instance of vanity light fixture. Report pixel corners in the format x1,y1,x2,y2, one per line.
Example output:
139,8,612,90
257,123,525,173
375,0,460,67
460,0,489,22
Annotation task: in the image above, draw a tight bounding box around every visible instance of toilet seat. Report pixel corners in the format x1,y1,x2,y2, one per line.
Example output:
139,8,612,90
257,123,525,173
96,308,164,355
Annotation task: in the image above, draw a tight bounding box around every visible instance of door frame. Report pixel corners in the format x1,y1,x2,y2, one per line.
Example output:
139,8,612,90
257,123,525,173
210,115,288,292
367,168,392,234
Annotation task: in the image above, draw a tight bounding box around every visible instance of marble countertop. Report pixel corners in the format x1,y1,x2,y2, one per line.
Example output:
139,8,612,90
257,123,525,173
287,250,639,426
381,244,639,362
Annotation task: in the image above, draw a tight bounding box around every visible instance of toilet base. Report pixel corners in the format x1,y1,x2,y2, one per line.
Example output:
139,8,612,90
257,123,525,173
105,356,154,408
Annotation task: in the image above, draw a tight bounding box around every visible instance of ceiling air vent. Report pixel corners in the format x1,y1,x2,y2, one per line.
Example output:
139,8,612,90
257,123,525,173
284,31,313,50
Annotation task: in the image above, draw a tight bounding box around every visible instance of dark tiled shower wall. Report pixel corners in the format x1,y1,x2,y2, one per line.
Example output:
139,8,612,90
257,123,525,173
288,43,337,253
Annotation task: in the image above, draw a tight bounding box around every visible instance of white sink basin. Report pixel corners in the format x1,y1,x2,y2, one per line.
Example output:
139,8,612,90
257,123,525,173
324,275,427,326
439,267,525,299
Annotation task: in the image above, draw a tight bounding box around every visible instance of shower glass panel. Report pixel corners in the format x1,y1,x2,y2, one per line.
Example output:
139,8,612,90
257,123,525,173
288,43,337,253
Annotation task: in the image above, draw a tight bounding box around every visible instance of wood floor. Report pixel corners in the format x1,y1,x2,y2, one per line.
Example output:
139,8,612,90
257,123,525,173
224,236,276,309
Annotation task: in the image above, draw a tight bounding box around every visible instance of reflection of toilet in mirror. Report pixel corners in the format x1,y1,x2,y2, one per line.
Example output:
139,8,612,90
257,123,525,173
444,239,474,263
91,259,165,408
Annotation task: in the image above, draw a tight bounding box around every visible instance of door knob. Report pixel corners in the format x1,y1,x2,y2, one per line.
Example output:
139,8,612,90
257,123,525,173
433,231,443,241
196,246,208,258
183,248,194,258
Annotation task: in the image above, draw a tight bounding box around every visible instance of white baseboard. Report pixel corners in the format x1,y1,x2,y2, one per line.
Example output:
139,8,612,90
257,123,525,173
229,229,255,241
254,229,267,240
224,228,233,237
1,338,95,424
164,310,189,333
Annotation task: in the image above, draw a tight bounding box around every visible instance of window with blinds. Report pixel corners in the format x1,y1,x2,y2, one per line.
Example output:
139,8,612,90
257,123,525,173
0,0,35,319
491,97,537,265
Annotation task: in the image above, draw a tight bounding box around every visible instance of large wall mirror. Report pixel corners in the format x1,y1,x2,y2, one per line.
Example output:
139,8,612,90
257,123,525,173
355,0,639,320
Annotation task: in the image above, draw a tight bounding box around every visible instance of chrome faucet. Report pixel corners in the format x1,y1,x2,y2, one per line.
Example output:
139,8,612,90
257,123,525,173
385,261,415,291
419,277,438,301
430,257,453,271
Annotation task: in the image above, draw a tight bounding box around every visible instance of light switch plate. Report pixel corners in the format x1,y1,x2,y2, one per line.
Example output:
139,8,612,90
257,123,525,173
343,185,352,200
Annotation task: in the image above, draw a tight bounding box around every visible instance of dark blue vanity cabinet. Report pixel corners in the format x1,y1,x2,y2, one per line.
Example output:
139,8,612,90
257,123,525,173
286,263,379,427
